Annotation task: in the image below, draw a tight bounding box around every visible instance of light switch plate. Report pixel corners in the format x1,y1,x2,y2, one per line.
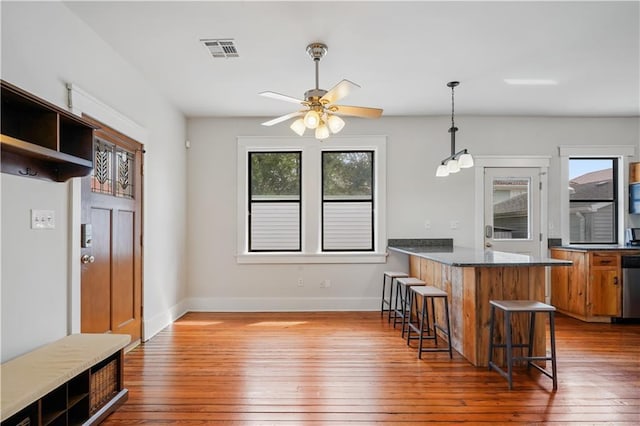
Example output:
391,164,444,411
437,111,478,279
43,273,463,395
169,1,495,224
31,209,55,229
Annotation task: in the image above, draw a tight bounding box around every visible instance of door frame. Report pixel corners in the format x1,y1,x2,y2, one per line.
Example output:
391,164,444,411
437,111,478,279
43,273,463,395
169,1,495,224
67,84,148,338
473,156,550,255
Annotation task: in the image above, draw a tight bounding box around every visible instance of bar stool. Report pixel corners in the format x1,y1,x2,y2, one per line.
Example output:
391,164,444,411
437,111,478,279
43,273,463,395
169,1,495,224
393,277,425,337
406,285,453,359
488,300,558,390
381,271,408,323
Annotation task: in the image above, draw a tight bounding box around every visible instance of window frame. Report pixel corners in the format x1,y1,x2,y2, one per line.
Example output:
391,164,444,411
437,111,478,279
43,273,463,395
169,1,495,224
236,136,387,264
568,157,618,245
321,150,375,252
248,151,302,252
558,145,635,246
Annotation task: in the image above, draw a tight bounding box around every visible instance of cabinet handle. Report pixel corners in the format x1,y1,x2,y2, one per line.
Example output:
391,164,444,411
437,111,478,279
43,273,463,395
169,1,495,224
613,276,619,285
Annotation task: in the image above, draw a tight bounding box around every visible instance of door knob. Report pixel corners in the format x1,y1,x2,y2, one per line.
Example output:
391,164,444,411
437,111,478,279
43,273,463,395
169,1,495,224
81,254,95,264
485,242,493,248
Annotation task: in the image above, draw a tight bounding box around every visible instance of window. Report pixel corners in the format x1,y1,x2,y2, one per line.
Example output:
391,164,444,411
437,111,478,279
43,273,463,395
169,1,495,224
237,136,387,263
248,152,301,252
569,158,617,244
322,151,374,251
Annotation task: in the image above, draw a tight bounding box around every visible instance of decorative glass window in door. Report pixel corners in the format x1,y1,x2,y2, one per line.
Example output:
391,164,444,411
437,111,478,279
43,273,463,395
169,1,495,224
91,138,135,199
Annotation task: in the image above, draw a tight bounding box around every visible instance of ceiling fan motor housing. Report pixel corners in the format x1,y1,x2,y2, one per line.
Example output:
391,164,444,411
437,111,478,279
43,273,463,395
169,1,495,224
304,88,328,104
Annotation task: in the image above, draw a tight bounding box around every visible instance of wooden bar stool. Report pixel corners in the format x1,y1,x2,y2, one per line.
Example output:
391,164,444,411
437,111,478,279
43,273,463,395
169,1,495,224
406,285,452,359
381,271,408,323
393,277,425,338
488,300,558,390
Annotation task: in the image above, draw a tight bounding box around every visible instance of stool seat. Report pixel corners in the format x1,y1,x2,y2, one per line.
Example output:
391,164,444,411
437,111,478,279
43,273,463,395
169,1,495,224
488,299,558,390
396,277,426,286
384,271,409,278
490,300,556,312
412,285,448,298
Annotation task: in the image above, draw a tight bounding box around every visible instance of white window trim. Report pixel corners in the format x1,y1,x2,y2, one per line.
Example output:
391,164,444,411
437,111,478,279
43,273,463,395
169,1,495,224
559,145,636,245
236,136,387,264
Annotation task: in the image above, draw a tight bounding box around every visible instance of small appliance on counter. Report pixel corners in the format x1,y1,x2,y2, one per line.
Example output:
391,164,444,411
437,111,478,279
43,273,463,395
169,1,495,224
625,228,640,246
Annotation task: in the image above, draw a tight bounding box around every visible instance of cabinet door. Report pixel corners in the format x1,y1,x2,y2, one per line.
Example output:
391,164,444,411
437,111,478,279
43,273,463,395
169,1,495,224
590,268,620,316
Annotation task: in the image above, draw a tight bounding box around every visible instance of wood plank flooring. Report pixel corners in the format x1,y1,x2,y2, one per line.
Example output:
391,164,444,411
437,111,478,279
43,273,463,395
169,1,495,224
104,311,640,424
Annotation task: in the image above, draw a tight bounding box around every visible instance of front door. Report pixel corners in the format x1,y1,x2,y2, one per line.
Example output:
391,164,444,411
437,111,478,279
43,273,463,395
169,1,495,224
80,117,143,344
484,167,541,256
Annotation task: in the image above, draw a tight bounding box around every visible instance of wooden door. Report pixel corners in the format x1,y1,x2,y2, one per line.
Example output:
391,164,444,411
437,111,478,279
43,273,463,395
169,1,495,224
81,116,143,344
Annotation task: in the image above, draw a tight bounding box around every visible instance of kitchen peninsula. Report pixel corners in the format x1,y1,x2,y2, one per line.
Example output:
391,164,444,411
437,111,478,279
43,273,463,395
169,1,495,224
388,240,572,367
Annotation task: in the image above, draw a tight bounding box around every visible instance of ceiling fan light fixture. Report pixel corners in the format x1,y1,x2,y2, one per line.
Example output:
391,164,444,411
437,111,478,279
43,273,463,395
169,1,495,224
290,118,306,136
304,110,320,129
327,114,345,134
315,122,330,140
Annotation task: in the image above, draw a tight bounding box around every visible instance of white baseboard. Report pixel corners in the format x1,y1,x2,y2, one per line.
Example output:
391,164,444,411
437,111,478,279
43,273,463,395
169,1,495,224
142,299,190,341
187,297,380,312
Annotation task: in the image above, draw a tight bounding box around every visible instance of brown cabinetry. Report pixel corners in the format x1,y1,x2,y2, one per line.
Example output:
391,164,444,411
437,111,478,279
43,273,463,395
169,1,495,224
550,248,635,322
1,80,95,182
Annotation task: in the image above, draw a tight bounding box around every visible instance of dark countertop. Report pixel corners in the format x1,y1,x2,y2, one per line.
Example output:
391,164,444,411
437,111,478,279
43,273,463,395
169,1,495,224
552,245,640,252
388,245,572,267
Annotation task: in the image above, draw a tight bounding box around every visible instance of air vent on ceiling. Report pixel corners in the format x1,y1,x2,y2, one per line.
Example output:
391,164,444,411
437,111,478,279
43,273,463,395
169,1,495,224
201,39,239,59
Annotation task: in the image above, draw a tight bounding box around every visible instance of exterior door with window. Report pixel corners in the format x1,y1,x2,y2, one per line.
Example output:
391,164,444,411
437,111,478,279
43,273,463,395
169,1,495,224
484,167,541,256
81,118,142,344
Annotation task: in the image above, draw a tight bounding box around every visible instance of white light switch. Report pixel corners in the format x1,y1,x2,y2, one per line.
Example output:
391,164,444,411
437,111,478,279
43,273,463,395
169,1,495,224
31,209,55,229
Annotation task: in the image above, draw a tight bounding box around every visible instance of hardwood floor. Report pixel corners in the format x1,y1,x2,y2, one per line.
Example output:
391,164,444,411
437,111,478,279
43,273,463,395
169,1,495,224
104,311,640,424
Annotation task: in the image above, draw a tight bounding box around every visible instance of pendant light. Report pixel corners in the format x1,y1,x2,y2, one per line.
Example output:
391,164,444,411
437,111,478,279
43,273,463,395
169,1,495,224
436,81,473,177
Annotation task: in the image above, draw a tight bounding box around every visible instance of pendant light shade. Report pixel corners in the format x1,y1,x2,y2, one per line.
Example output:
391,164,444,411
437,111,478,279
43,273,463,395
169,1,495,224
290,118,306,136
436,81,473,177
436,164,449,177
458,151,474,168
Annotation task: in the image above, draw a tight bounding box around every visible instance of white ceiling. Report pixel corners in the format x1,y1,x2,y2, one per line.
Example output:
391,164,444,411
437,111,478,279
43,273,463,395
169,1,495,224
64,1,639,119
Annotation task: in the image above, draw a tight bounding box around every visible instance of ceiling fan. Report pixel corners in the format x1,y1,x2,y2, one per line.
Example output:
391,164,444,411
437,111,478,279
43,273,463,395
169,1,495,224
260,42,383,140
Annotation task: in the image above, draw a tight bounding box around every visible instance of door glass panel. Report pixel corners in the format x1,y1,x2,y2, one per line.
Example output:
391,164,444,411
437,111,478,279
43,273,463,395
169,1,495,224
492,177,530,240
91,139,113,195
116,149,135,199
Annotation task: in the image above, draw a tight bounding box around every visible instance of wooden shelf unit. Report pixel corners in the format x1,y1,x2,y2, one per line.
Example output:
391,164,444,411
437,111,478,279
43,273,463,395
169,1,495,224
1,334,130,426
0,80,95,182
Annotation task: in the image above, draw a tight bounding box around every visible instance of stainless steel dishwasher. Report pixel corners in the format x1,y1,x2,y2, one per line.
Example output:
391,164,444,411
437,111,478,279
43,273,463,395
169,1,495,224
621,255,640,318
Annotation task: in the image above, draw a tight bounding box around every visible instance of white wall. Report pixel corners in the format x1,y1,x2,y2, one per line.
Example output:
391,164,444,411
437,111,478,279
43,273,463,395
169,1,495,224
187,115,638,311
1,1,188,361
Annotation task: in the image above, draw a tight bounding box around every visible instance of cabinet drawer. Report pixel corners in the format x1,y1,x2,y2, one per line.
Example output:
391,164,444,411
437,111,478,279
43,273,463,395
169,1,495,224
591,254,618,267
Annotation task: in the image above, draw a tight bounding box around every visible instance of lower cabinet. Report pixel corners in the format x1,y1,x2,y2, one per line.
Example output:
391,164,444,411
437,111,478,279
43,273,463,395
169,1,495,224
550,248,633,322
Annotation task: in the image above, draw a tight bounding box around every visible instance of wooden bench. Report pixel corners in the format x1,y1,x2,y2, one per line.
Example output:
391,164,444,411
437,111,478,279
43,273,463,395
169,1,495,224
1,333,130,426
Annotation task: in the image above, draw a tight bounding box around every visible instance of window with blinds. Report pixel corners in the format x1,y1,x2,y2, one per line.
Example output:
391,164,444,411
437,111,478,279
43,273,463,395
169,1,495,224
248,152,302,251
322,151,374,251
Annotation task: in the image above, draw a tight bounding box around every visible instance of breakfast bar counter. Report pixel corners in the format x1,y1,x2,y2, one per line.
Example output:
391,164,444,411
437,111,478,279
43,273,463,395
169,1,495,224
388,243,571,366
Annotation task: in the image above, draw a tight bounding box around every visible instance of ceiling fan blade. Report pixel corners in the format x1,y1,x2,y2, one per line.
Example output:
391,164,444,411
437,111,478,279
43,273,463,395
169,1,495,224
332,105,383,119
259,91,305,105
320,80,360,105
261,111,304,126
